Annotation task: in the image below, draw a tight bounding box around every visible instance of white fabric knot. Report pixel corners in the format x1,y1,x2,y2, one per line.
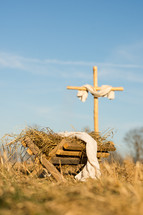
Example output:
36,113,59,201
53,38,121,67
58,132,101,181
77,84,115,102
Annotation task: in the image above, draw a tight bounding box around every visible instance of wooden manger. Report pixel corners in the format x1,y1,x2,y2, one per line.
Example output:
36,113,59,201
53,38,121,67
20,129,116,182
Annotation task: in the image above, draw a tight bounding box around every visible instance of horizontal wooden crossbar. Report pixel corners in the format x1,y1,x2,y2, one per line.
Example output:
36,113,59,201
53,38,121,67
67,86,124,91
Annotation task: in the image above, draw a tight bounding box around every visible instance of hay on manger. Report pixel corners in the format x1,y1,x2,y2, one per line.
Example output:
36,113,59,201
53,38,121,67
5,127,116,182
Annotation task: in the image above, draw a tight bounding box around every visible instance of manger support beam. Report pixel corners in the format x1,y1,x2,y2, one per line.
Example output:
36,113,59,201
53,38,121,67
63,142,83,151
48,139,67,157
56,149,82,157
51,152,109,164
50,157,87,165
63,141,116,152
56,148,109,158
22,137,65,182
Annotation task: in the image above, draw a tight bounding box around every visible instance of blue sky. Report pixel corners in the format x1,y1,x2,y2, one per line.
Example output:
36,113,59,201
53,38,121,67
0,0,143,155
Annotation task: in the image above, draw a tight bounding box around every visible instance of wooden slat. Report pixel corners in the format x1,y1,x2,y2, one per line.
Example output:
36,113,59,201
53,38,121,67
48,139,66,157
56,149,82,157
97,152,109,158
63,141,116,152
63,142,83,151
52,152,109,164
22,137,65,182
50,157,87,165
56,148,109,158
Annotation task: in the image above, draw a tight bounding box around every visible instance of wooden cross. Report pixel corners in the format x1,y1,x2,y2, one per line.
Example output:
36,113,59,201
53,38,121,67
67,66,124,133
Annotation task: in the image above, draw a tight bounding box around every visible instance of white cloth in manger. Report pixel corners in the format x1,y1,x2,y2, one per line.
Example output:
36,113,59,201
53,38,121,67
58,132,101,181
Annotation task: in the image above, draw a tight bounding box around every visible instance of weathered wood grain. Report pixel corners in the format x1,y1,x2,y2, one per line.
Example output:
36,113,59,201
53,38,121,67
22,137,65,182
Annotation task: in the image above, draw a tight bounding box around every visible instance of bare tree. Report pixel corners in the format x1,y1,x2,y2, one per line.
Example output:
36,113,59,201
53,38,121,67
124,127,143,162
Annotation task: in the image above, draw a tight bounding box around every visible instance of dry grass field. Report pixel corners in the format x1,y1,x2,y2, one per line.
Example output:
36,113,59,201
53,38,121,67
0,158,143,215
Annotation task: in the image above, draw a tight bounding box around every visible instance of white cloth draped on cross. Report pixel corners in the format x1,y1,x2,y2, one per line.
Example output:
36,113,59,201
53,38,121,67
77,84,115,102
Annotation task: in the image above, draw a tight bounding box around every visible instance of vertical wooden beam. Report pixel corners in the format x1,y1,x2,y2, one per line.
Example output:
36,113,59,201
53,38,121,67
93,66,99,133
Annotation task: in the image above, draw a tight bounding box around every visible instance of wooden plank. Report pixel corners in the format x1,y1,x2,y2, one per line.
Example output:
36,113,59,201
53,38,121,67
22,137,65,182
50,157,87,165
48,139,67,157
63,141,115,152
63,142,83,151
56,149,82,157
56,148,109,158
52,152,109,164
97,152,109,158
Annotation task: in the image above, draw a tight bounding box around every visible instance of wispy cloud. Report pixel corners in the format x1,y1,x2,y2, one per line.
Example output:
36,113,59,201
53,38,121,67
0,50,143,83
0,53,24,69
0,52,143,69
